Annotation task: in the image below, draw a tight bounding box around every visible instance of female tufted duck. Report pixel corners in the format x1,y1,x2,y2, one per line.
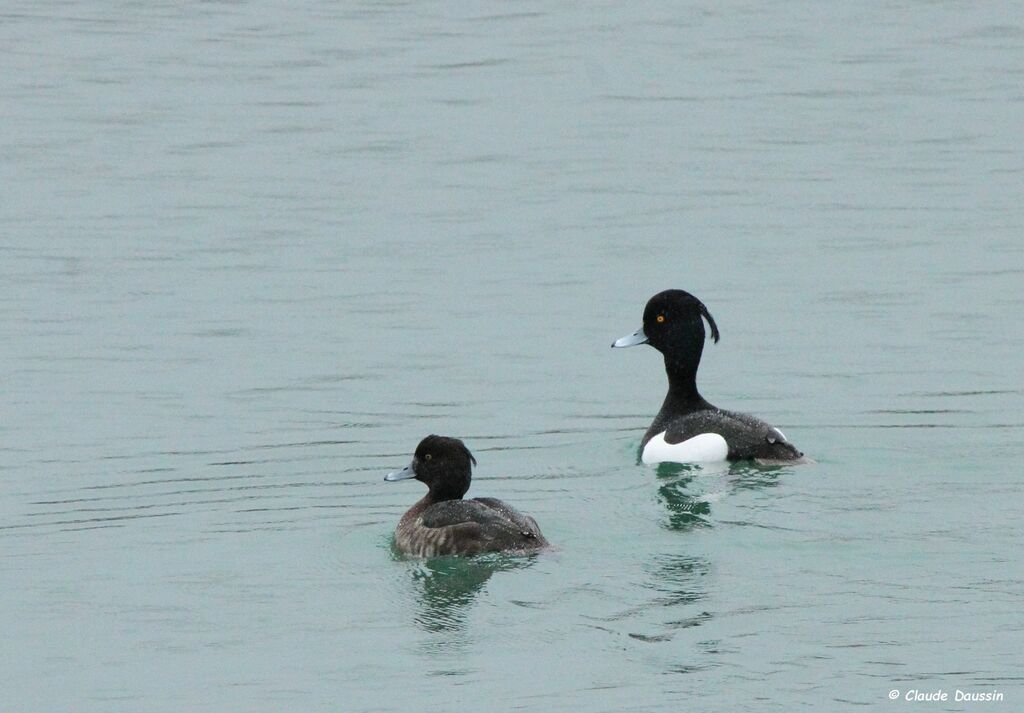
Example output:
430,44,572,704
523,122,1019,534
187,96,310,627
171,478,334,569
612,289,805,464
384,435,549,557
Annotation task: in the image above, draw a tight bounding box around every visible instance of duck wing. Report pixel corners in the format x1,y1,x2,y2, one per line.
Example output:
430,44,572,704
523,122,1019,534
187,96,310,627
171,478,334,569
714,409,803,461
470,498,546,541
418,499,547,555
659,409,803,462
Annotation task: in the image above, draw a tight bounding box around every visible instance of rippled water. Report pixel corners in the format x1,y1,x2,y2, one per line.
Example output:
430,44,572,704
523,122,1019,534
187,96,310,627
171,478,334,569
3,2,1022,711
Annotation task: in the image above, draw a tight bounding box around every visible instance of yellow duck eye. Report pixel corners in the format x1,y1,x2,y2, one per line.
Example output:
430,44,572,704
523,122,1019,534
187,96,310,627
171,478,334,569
656,314,665,323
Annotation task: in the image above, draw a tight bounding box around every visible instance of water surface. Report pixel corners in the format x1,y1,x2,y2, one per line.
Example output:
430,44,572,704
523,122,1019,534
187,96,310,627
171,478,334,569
2,2,1022,711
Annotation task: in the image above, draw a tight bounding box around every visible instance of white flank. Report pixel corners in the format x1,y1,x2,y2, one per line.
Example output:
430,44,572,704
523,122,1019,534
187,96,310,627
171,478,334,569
642,431,729,464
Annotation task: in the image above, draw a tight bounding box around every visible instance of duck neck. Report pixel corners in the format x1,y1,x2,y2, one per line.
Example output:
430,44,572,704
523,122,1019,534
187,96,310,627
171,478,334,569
400,492,442,526
644,358,712,444
403,488,463,519
661,355,711,411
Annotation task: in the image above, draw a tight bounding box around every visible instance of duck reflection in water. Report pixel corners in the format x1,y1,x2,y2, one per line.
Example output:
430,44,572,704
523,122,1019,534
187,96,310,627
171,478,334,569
401,552,539,634
645,553,711,611
653,460,788,531
655,462,715,532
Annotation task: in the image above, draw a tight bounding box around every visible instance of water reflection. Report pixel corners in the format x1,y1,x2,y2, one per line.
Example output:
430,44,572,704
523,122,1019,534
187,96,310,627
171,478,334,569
638,460,800,647
653,460,791,531
726,461,787,492
400,552,538,634
657,477,713,531
645,553,710,609
621,553,713,645
654,462,716,532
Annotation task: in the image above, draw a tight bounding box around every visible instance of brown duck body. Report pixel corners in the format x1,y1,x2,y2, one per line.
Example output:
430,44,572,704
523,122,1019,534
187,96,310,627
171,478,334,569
394,493,548,558
386,435,549,558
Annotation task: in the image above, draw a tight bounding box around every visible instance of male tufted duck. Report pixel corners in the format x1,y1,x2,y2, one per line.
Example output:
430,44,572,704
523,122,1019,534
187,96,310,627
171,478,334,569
612,289,805,464
385,435,549,557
